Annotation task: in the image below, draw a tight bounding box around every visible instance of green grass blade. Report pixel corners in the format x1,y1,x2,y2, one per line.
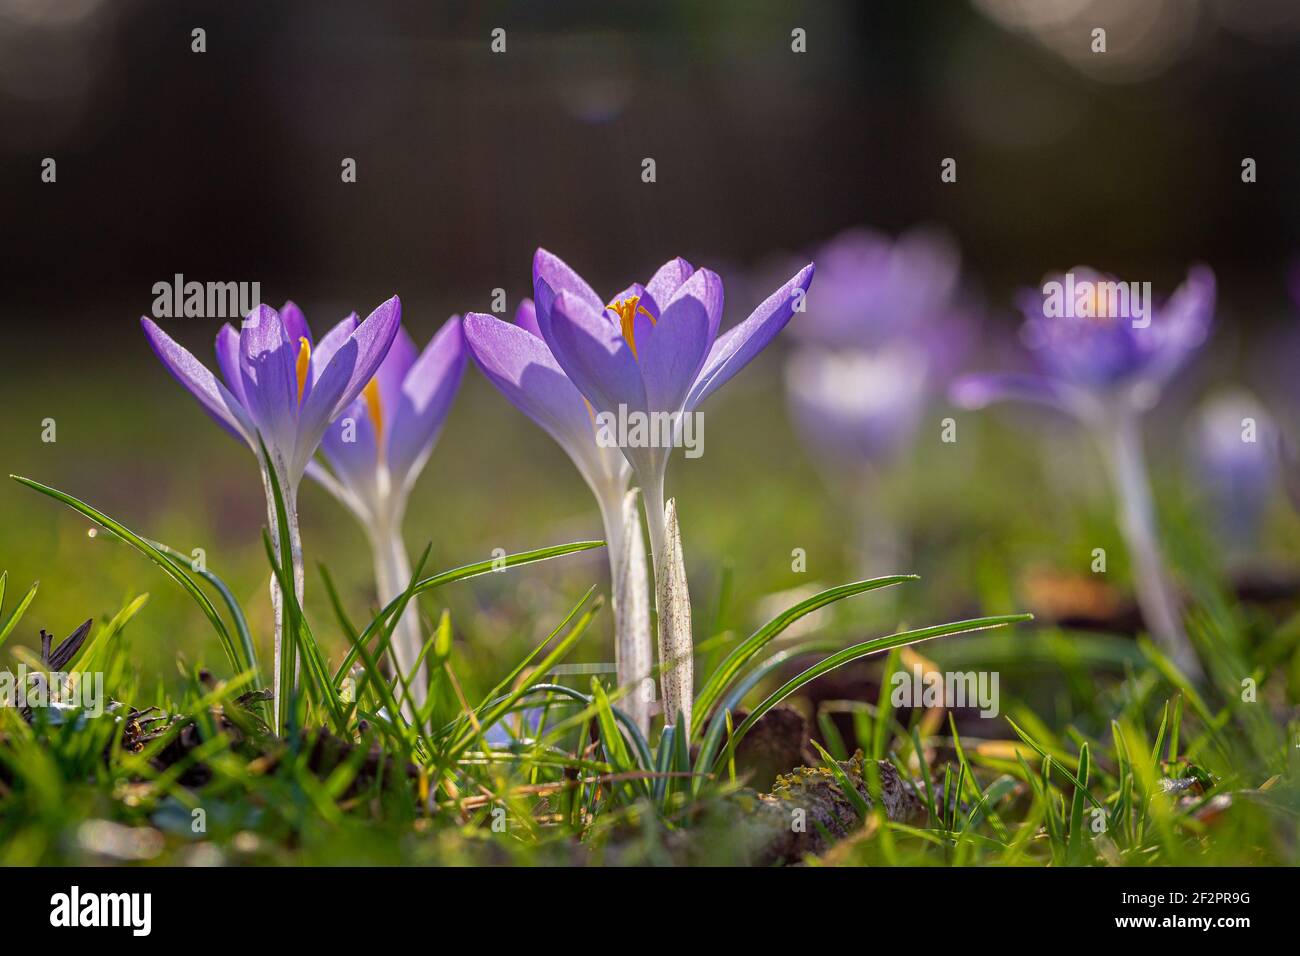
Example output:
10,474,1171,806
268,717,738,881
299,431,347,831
1066,741,1091,864
0,577,38,650
693,574,916,736
11,475,241,673
714,614,1030,772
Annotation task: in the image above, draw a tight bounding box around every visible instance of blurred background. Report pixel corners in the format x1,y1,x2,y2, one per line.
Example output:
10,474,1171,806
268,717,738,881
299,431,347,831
4,0,1300,695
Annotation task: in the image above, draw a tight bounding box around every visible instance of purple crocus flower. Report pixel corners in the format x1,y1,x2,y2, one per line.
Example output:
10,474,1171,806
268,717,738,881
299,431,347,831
528,249,816,733
952,266,1215,678
306,317,467,714
141,299,401,727
463,301,653,733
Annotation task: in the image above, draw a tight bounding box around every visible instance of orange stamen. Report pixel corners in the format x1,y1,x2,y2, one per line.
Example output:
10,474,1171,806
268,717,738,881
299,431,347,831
605,295,655,357
363,378,384,445
295,337,311,403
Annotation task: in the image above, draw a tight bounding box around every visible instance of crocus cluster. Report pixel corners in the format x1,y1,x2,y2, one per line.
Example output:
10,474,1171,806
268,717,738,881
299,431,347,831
952,265,1215,678
142,247,812,739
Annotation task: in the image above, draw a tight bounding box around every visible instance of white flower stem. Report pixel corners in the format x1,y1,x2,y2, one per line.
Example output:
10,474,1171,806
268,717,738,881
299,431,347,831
597,486,653,736
641,473,668,574
261,461,305,734
639,472,693,735
1099,415,1204,680
371,520,427,718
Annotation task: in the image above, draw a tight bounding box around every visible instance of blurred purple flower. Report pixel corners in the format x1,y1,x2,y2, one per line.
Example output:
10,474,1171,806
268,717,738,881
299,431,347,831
141,298,401,727
784,227,972,473
1190,389,1277,552
785,343,929,469
953,266,1214,423
951,266,1216,678
307,317,467,712
791,226,962,350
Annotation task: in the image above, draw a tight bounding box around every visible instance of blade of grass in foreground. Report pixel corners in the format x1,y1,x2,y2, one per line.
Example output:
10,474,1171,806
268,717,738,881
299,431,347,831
0,573,39,650
332,539,605,684
693,575,917,737
11,475,243,673
713,614,1032,773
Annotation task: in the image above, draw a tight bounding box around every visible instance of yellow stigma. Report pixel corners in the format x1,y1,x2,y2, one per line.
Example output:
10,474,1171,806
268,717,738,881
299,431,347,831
605,295,654,357
295,337,311,403
363,377,384,445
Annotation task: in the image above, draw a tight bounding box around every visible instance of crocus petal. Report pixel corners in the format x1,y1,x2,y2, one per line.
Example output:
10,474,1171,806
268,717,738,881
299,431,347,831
238,305,299,454
336,296,403,419
296,297,402,475
375,326,419,418
319,394,382,508
686,263,813,411
1145,265,1215,386
215,323,250,407
464,312,624,490
387,317,468,492
532,248,605,328
636,268,721,414
279,300,312,349
279,301,314,407
142,317,254,445
515,299,542,337
644,257,694,315
537,288,648,418
309,313,359,383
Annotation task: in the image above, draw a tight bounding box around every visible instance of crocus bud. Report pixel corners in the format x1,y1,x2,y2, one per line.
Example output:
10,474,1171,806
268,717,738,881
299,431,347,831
656,498,694,735
614,488,653,736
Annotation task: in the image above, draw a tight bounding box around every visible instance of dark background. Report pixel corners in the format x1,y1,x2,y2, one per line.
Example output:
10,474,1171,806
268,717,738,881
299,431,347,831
3,0,1299,324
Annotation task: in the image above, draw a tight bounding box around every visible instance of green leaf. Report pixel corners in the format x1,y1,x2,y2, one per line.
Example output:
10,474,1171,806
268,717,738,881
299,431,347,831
713,614,1031,772
1066,742,1091,864
693,575,916,736
0,576,38,651
11,475,242,673
1006,716,1105,812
